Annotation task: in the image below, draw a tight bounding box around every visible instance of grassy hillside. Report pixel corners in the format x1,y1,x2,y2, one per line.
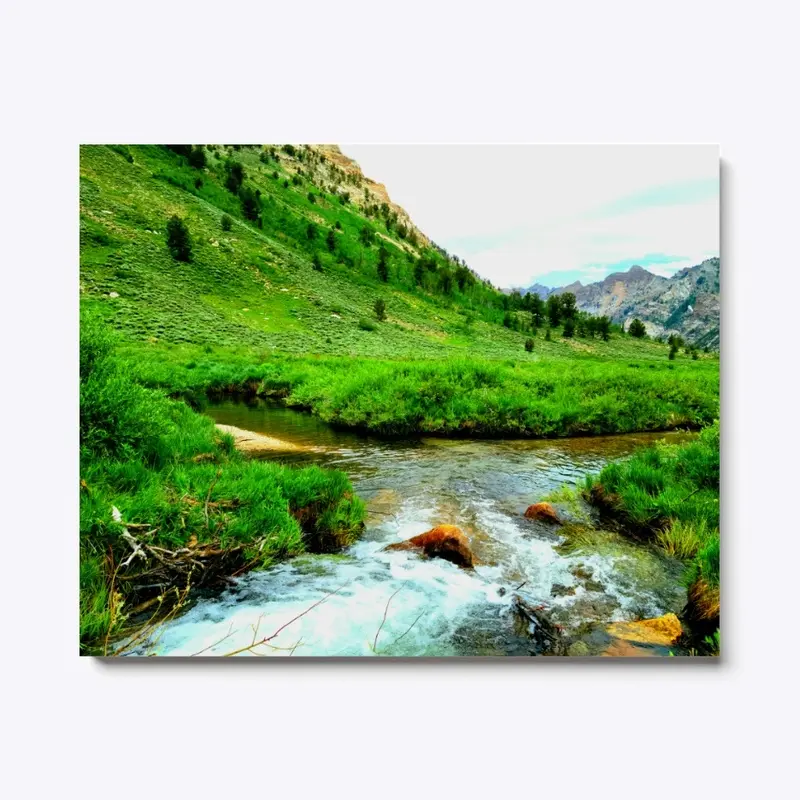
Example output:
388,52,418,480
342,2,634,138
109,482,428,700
81,144,719,434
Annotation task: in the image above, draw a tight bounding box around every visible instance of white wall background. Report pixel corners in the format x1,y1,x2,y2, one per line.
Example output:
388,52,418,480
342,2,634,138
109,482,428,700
1,1,798,798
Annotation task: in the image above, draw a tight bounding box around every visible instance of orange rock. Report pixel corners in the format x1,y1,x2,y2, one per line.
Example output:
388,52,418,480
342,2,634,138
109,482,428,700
524,502,561,524
384,525,475,568
605,613,683,647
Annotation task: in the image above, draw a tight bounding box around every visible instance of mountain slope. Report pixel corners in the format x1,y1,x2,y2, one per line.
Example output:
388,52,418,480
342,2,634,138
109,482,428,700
80,145,686,363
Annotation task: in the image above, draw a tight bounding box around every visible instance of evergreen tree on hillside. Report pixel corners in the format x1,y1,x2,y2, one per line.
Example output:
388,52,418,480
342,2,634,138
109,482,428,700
166,216,192,262
306,223,318,241
359,226,375,247
413,259,424,286
546,294,562,327
530,294,545,327
374,298,387,321
239,186,260,221
326,228,336,253
221,214,233,232
560,292,577,320
187,146,206,169
439,270,454,295
377,245,390,282
596,315,612,341
563,318,575,338
629,318,647,338
224,159,245,194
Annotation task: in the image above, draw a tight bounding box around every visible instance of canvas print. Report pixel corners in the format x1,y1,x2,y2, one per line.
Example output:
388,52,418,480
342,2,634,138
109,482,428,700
80,144,720,657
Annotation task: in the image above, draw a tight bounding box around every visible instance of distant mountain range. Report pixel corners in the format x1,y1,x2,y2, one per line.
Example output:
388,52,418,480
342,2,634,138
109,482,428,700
520,258,720,348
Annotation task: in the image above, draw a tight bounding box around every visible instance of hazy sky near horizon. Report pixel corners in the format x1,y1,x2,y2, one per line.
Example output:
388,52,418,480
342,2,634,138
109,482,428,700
341,144,719,288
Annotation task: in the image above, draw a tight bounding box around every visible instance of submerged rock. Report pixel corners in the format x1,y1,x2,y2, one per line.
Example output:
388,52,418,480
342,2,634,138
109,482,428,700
524,502,561,524
384,524,475,569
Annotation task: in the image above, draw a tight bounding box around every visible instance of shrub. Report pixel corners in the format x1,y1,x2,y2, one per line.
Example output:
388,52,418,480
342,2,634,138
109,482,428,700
358,318,378,332
545,328,552,341
525,338,534,352
306,223,318,241
224,159,245,193
377,246,389,282
335,220,342,230
165,215,192,262
221,213,233,232
312,252,323,272
187,147,206,169
374,298,387,321
194,177,203,189
503,312,512,328
326,229,336,253
629,318,647,338
563,318,575,338
239,185,260,221
272,170,279,179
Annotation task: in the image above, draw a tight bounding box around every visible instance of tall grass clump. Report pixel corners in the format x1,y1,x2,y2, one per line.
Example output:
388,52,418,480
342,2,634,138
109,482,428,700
79,310,364,653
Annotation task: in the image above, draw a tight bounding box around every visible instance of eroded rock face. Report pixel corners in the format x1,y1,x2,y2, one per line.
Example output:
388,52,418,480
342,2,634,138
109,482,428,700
524,502,561,524
384,525,475,568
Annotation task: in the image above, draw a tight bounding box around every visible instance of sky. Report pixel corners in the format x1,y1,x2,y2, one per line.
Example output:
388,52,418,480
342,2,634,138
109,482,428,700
340,144,719,289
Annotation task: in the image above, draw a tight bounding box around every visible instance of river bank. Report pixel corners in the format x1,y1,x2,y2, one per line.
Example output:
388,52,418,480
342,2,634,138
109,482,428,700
125,345,719,439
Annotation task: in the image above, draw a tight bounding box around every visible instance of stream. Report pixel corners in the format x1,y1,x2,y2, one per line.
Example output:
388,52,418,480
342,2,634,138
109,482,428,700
132,400,691,657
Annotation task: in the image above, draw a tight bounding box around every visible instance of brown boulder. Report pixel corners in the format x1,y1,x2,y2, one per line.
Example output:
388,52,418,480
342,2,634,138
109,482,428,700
524,502,561,524
384,525,474,569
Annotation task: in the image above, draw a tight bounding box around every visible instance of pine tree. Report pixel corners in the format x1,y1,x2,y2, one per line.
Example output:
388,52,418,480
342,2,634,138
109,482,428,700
166,216,192,262
326,228,336,253
374,298,387,321
377,245,389,282
546,294,562,327
629,318,647,338
224,159,245,193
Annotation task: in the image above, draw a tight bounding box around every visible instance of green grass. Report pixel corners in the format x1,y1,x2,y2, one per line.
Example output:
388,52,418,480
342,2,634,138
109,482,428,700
584,422,720,645
125,347,718,438
79,310,364,652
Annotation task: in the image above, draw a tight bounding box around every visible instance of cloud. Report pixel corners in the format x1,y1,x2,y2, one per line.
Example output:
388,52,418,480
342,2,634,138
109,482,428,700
341,144,719,287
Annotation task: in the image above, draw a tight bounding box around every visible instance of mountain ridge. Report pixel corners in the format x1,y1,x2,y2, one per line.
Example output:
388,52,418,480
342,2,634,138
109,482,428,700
520,259,719,347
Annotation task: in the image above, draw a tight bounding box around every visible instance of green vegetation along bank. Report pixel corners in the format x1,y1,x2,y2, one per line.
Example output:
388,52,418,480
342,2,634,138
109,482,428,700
129,347,719,438
80,311,364,653
584,422,720,650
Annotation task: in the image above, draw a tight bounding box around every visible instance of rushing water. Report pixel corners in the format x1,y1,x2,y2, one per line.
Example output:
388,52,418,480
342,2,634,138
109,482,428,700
131,400,691,657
